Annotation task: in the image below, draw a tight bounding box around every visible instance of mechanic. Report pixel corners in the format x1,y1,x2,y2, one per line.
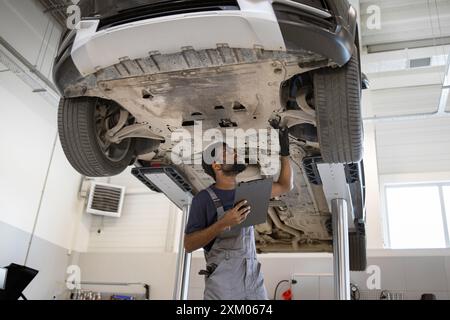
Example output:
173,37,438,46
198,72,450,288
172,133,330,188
184,127,294,300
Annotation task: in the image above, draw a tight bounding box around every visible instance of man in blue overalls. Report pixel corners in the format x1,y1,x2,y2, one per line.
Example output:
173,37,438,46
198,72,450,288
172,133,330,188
184,128,293,300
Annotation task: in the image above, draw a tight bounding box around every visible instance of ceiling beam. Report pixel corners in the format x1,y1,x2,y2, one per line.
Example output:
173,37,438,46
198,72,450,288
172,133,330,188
35,0,69,29
367,36,450,54
0,36,60,106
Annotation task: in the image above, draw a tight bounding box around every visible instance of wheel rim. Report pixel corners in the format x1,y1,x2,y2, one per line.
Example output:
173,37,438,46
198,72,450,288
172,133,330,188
94,101,132,163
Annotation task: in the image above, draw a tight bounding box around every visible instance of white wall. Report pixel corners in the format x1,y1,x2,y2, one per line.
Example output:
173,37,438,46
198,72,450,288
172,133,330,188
77,172,182,300
0,0,61,78
0,70,86,252
87,171,182,253
376,118,450,175
0,70,88,299
0,0,89,299
188,252,450,300
0,71,58,234
77,252,177,300
361,44,450,249
88,192,180,253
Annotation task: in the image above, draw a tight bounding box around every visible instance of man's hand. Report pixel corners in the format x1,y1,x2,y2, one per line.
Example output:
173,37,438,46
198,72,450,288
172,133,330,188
270,124,294,197
269,117,290,157
184,202,251,252
219,200,251,230
279,127,290,157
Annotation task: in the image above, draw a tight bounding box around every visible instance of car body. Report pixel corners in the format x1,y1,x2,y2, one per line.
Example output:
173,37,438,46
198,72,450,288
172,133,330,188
54,0,367,270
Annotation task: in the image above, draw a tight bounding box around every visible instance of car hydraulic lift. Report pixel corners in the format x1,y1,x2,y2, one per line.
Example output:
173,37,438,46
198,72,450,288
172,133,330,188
317,163,353,300
133,162,353,300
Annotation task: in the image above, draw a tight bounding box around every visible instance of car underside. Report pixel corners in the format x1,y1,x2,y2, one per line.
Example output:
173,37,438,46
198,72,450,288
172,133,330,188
54,0,367,270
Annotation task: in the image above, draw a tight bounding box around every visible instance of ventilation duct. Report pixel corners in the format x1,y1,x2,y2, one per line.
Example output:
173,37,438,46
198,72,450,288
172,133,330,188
86,182,126,218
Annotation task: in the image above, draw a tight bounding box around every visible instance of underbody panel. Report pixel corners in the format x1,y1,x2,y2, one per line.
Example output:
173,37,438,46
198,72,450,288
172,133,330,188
53,0,361,255
66,48,328,150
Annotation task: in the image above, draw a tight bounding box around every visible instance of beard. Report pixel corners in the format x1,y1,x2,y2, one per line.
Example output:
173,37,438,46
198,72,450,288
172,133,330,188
221,164,247,177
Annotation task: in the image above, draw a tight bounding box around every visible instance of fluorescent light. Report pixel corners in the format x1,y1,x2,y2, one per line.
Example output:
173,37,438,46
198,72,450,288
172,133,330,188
0,268,8,290
443,51,450,86
438,88,449,113
438,54,450,113
132,167,193,209
444,62,450,87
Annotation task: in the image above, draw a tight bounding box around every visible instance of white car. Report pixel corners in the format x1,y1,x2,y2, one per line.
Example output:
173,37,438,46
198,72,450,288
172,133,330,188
53,0,367,270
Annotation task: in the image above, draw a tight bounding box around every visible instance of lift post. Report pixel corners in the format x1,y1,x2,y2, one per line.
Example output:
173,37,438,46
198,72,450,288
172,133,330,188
317,163,354,300
331,199,351,300
173,203,192,300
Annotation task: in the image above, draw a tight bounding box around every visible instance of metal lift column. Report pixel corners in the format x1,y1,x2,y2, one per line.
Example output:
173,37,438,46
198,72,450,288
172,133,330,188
173,203,192,300
317,164,353,300
331,199,351,300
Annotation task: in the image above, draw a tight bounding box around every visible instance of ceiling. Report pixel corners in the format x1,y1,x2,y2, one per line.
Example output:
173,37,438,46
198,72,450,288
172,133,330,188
0,61,8,72
38,0,450,52
360,0,450,53
358,0,450,120
358,1,450,175
35,0,69,28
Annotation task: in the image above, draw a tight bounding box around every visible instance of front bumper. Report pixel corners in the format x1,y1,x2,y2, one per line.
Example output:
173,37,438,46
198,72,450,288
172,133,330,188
273,1,357,66
70,7,285,77
53,0,357,96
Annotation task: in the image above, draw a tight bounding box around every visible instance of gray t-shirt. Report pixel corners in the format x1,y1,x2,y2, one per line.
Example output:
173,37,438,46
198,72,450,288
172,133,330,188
185,185,235,252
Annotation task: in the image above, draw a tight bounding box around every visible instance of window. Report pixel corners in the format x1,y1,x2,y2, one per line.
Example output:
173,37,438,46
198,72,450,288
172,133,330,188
385,183,450,249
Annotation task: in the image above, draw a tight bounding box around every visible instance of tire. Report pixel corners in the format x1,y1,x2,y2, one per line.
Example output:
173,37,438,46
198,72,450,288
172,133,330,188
58,97,136,177
313,53,363,164
349,231,367,272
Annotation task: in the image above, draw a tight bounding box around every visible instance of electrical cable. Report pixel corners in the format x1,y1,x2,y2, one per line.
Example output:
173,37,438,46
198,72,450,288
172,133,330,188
273,280,289,300
23,132,59,266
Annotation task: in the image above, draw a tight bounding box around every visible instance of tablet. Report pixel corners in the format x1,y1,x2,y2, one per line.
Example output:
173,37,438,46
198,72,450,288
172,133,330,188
235,178,273,228
221,178,273,237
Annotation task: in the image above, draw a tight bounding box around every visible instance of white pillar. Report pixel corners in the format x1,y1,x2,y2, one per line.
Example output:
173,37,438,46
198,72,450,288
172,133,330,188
173,203,192,300
332,199,351,300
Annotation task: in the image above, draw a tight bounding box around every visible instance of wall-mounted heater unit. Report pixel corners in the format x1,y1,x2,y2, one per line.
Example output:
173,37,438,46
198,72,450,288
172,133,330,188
86,182,126,218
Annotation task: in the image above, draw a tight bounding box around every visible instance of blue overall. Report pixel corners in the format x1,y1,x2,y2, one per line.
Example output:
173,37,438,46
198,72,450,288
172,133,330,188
202,187,268,300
